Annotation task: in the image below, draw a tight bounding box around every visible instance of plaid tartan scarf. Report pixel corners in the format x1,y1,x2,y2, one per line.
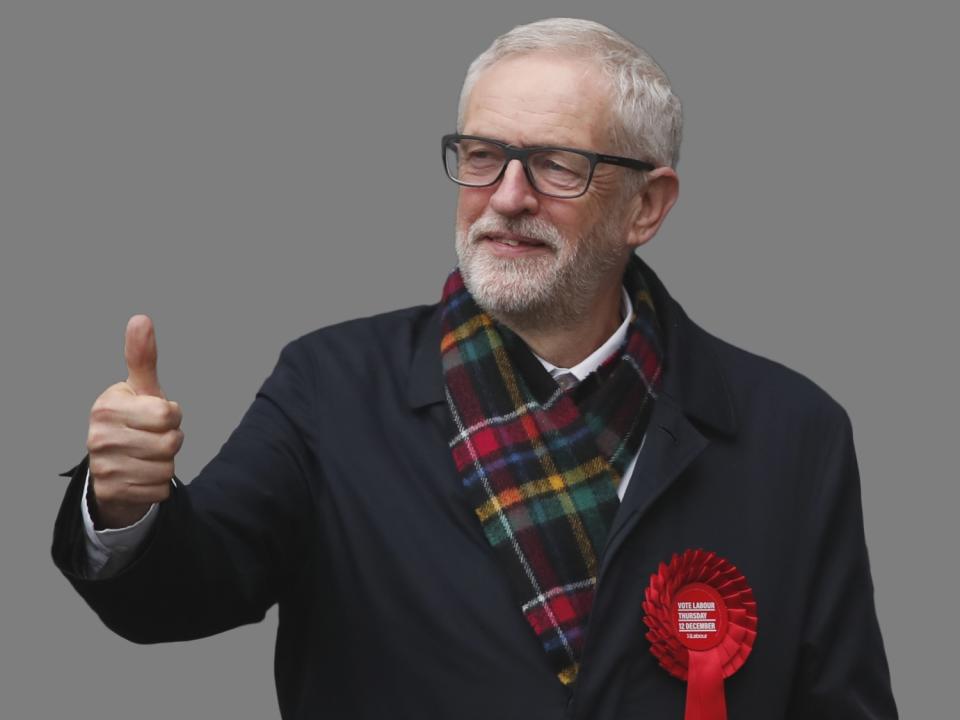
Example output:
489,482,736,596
440,256,665,686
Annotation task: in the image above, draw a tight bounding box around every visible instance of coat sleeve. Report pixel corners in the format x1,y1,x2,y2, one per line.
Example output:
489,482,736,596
51,338,318,643
786,406,898,719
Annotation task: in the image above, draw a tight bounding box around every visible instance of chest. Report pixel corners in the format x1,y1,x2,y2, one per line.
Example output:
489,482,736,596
294,387,817,717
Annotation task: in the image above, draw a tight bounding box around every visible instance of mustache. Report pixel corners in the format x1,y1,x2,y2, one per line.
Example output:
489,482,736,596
466,214,564,250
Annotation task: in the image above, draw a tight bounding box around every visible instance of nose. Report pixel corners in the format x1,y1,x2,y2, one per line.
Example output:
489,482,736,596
488,159,539,217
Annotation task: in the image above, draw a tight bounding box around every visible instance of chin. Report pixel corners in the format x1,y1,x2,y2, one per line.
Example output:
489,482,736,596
460,257,587,332
459,249,554,311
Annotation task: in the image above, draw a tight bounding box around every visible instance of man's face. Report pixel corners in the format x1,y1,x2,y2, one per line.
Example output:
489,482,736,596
455,53,632,327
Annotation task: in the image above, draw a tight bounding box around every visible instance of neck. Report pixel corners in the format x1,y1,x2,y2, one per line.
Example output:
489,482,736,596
497,282,624,368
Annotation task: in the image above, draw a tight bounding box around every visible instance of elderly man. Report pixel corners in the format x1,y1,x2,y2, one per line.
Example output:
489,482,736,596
52,18,897,720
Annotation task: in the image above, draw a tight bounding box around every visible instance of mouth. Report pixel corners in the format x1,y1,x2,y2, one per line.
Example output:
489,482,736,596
480,233,552,256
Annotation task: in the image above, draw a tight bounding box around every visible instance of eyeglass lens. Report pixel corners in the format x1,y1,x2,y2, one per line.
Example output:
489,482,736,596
444,138,592,197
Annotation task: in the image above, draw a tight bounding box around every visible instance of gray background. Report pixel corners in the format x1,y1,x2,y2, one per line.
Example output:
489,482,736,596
1,0,955,717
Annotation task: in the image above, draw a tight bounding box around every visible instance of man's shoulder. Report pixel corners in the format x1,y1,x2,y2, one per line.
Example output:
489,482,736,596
279,304,439,382
684,311,849,430
641,256,847,430
296,304,437,348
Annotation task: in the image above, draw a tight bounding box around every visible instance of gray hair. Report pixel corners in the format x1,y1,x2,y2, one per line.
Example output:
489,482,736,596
457,18,683,172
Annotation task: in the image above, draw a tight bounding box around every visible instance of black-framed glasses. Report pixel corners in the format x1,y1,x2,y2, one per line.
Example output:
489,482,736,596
442,133,656,199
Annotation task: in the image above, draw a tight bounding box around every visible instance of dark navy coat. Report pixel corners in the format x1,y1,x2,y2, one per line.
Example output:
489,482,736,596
52,257,897,719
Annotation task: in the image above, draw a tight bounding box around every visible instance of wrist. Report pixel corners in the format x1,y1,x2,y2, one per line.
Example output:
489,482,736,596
87,481,152,530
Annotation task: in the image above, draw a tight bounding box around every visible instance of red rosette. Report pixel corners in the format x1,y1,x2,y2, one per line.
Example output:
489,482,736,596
643,549,757,720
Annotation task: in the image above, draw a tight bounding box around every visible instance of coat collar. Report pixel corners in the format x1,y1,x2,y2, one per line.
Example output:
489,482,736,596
406,255,738,439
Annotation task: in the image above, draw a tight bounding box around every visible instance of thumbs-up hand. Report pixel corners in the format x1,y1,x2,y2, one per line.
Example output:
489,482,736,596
86,315,184,529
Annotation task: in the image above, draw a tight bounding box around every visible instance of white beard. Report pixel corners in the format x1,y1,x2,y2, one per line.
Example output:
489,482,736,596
455,209,627,331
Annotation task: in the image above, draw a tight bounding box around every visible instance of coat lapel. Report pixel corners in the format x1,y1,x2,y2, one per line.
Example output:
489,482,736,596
597,256,739,574
599,394,708,577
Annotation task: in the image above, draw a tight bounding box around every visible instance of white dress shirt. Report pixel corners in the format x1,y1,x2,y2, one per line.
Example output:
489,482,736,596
82,286,645,578
530,285,642,504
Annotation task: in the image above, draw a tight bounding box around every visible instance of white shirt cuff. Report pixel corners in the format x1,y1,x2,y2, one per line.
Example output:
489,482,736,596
81,467,162,578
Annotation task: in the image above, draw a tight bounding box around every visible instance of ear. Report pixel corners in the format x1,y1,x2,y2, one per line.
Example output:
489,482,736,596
623,167,679,249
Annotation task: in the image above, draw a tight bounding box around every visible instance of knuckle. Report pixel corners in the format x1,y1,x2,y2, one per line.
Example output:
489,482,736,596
88,457,112,479
89,400,113,423
141,398,171,427
159,403,178,427
86,427,103,452
160,433,178,457
87,426,118,452
165,430,184,455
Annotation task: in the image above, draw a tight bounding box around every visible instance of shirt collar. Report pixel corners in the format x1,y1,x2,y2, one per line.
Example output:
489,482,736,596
533,286,633,382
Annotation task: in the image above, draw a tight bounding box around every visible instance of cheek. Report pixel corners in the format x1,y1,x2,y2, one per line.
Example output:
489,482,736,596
572,190,622,236
547,204,596,242
456,188,491,231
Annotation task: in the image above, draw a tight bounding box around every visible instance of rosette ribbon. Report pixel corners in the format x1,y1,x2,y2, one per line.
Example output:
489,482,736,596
643,549,757,720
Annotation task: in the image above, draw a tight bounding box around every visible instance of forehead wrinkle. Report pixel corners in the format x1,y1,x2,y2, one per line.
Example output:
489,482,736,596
464,54,615,151
466,102,601,150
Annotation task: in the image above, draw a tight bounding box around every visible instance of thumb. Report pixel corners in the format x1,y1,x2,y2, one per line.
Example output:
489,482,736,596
124,314,166,398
